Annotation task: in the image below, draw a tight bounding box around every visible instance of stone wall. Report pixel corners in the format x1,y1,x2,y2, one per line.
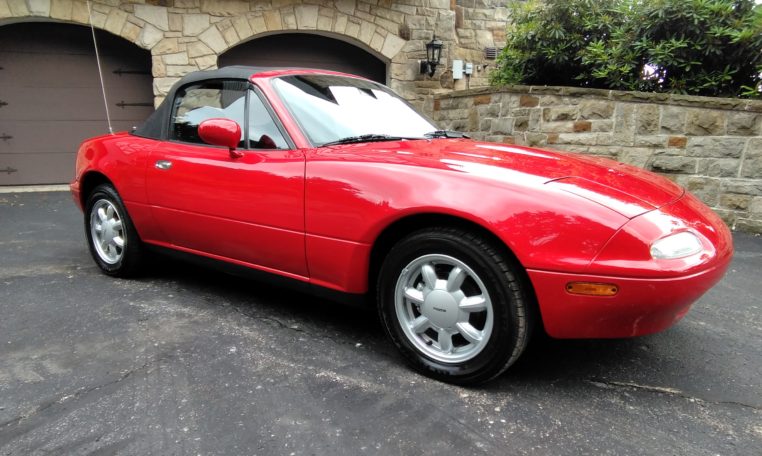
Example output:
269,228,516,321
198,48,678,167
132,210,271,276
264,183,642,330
0,0,508,109
433,86,762,233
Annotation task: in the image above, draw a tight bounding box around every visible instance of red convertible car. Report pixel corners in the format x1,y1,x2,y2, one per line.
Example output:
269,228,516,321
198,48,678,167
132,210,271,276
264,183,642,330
71,66,733,384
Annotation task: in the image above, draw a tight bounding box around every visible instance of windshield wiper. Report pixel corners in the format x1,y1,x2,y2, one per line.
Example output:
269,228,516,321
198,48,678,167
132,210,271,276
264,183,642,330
320,134,412,147
424,130,470,139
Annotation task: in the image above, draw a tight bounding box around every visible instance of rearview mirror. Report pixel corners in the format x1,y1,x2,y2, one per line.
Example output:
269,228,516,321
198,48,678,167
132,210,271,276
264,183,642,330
198,118,243,158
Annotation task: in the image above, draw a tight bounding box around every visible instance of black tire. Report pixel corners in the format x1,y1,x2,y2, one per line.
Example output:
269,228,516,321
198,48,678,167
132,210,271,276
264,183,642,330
377,227,533,385
84,184,144,277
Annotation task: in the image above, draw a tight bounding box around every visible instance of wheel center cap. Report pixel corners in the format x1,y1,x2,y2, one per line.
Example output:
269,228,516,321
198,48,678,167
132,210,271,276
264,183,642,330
422,290,458,328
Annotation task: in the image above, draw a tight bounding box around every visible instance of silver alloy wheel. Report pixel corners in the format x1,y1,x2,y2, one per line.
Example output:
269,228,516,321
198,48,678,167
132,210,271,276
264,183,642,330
89,199,125,265
394,254,494,363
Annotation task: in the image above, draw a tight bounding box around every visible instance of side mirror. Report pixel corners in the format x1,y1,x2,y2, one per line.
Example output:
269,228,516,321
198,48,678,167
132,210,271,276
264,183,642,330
198,118,243,158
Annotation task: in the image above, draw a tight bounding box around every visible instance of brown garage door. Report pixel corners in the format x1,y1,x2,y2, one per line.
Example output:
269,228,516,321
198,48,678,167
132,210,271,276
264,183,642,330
0,23,153,185
219,33,387,84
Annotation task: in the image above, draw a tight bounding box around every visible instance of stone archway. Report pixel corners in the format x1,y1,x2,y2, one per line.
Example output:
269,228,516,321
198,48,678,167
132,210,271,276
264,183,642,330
195,5,406,64
218,32,387,83
0,1,154,51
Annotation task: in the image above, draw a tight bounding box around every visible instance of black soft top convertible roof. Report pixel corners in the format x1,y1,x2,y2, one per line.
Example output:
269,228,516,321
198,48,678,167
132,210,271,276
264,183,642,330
132,66,290,140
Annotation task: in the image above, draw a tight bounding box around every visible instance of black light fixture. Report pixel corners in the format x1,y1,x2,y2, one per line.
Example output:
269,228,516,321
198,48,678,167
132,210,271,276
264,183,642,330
420,35,443,77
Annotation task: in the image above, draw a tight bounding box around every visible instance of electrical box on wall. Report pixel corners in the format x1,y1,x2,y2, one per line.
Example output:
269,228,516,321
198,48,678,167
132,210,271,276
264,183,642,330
464,62,473,75
452,60,464,80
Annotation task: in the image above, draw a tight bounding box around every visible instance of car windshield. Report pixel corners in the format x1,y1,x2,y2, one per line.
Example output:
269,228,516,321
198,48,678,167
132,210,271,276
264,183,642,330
272,75,438,146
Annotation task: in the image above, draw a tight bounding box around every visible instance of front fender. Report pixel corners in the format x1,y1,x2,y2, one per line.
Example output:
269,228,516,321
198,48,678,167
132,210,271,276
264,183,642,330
304,159,628,292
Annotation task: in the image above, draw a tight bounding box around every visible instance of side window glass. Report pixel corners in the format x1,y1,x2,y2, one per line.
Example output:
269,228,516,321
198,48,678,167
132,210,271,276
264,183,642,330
248,91,289,150
171,81,246,147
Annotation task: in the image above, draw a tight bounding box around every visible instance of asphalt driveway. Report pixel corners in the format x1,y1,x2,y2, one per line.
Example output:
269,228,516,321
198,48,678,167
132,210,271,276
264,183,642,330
1,190,760,455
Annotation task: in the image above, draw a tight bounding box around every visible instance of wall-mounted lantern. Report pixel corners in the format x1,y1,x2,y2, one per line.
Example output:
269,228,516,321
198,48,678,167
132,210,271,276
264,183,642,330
420,36,443,77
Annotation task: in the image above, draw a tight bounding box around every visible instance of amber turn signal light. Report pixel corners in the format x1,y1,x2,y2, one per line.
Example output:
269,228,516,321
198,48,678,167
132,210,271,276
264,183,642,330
566,282,619,296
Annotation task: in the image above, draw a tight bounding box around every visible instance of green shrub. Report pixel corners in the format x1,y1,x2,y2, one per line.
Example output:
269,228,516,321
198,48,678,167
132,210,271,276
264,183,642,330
491,0,762,97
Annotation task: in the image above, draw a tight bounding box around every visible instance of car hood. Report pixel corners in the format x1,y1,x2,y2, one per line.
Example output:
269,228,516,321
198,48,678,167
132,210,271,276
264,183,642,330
330,139,684,218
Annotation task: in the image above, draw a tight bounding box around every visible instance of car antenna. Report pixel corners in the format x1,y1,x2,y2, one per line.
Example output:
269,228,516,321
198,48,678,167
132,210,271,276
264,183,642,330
86,0,114,135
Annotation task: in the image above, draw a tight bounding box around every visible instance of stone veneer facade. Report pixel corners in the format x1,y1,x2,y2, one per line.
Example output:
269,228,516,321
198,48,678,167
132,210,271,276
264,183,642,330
433,86,762,233
0,0,509,109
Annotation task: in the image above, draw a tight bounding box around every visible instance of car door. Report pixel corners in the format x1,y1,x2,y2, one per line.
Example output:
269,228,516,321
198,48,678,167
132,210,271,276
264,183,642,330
145,80,308,278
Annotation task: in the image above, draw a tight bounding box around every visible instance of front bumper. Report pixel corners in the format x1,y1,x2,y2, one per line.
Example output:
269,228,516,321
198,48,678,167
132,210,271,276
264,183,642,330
528,190,733,339
527,259,730,338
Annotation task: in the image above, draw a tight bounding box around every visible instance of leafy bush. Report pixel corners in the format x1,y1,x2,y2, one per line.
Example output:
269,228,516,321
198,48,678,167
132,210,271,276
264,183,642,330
491,0,762,97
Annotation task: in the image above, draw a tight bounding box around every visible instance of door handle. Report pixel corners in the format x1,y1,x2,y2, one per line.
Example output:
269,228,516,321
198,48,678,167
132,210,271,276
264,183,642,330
155,160,172,170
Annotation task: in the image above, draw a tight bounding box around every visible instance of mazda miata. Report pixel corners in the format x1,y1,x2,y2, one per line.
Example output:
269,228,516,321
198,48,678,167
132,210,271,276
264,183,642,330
71,67,733,384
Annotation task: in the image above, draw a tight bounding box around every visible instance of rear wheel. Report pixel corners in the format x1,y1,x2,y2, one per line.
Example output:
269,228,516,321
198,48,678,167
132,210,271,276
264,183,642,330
85,184,144,277
377,227,533,385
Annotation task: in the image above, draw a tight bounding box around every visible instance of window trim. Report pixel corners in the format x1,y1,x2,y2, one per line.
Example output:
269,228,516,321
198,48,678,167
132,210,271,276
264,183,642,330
166,78,295,151
168,78,248,148
248,84,296,151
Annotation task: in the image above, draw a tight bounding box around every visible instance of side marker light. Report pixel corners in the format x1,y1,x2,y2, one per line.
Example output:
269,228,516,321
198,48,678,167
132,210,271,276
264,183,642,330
566,282,619,296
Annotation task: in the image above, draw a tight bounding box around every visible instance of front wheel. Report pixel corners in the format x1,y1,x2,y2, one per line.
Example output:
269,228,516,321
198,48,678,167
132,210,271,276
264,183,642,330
84,184,144,277
377,227,533,385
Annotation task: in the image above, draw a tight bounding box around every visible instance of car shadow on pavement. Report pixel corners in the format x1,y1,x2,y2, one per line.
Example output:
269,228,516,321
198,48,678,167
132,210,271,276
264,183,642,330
137,253,655,388
142,253,386,338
